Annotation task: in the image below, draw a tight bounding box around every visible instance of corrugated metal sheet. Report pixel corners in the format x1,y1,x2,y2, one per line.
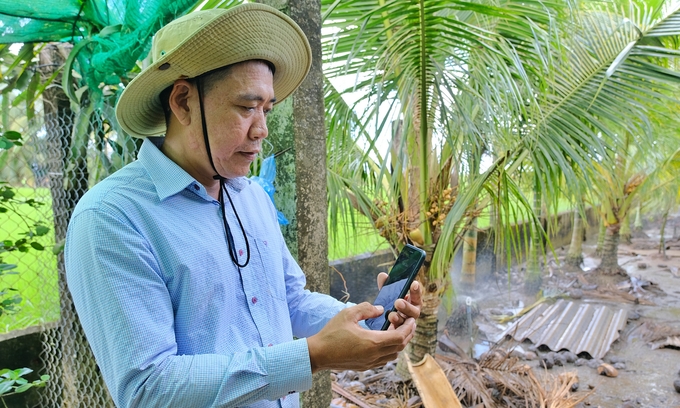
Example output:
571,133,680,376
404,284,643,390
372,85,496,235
500,299,628,360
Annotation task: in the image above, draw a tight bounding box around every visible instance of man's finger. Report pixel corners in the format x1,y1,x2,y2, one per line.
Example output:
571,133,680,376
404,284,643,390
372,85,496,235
376,272,388,290
408,281,422,307
387,309,405,327
394,298,420,320
350,302,384,322
394,317,416,341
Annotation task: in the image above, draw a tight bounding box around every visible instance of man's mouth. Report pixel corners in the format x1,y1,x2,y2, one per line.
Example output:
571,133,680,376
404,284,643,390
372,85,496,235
239,150,260,160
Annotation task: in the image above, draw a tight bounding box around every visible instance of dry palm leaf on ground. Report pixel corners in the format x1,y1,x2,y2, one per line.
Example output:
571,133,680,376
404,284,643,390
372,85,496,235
626,321,680,350
436,349,590,408
332,347,590,408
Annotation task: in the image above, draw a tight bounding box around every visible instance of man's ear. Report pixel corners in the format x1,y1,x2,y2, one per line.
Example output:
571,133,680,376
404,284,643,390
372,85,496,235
168,79,195,126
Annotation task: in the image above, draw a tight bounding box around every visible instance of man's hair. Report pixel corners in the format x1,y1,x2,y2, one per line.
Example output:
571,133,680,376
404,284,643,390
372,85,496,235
159,60,275,128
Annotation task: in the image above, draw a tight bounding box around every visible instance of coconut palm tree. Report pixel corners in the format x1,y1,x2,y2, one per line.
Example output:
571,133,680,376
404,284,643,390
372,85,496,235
579,2,680,274
323,0,680,364
323,0,570,364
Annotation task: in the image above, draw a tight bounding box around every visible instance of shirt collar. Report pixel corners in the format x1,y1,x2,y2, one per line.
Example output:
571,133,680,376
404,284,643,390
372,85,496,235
139,138,250,201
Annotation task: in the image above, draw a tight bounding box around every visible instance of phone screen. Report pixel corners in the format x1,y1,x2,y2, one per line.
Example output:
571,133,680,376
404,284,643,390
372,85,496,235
365,244,426,330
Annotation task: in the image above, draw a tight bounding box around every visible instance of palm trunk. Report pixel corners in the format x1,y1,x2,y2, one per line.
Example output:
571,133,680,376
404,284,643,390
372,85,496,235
460,217,478,288
396,264,441,378
659,209,669,257
620,213,631,244
525,177,542,292
634,203,643,232
409,274,441,361
564,209,583,270
595,223,625,275
595,215,606,256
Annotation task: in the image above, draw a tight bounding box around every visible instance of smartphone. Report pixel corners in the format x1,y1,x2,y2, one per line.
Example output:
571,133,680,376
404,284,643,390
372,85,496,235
365,244,426,331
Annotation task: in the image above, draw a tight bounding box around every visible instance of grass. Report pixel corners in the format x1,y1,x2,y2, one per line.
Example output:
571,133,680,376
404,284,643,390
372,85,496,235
328,211,390,260
0,187,59,334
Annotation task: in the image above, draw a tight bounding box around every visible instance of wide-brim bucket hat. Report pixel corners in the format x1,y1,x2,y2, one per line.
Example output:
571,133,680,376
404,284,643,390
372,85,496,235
116,3,312,138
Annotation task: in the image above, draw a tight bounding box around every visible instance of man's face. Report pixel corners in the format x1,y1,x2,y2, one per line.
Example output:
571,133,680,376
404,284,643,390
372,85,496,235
197,60,275,179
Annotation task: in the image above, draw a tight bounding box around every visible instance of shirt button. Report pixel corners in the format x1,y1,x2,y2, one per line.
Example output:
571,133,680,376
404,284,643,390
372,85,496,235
193,184,199,190
251,296,258,304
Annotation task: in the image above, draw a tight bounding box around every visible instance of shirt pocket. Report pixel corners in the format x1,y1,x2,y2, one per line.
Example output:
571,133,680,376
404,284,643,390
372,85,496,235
250,236,287,301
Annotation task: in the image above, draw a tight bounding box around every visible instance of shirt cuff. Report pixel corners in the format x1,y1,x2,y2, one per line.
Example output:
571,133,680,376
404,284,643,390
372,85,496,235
264,338,313,399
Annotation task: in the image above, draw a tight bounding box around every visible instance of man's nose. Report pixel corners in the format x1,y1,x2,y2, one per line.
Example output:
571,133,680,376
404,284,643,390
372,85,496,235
250,112,268,140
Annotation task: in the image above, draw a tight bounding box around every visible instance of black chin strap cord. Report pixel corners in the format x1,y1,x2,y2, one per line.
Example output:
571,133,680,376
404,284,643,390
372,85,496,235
197,77,250,268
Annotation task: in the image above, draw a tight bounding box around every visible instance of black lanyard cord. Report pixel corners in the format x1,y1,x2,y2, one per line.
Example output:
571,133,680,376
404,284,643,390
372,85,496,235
197,76,250,268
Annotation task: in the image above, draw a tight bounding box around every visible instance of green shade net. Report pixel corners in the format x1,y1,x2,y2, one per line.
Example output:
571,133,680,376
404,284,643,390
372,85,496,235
0,0,197,98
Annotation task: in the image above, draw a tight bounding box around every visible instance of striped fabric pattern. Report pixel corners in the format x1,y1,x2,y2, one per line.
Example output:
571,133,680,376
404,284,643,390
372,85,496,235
65,138,348,407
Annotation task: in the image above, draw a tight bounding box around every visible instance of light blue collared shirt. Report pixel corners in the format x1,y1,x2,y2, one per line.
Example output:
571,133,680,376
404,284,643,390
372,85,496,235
65,138,348,407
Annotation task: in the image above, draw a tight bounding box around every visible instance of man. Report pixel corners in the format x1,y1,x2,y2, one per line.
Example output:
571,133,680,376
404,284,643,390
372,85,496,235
65,4,421,408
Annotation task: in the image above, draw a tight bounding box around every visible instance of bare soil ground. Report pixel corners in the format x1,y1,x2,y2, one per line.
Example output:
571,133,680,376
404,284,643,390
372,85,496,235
331,214,680,408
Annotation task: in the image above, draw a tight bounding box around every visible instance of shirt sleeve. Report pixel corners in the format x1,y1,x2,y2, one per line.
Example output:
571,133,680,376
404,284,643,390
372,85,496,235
65,208,312,408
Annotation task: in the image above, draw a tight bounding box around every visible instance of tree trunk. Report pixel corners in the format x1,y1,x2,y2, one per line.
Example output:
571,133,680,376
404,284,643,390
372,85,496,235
286,0,333,406
525,177,542,292
564,209,584,270
40,43,115,407
659,209,669,257
620,213,631,244
396,264,441,378
595,215,606,257
461,149,481,288
595,223,626,275
634,203,643,232
410,272,441,361
460,217,478,288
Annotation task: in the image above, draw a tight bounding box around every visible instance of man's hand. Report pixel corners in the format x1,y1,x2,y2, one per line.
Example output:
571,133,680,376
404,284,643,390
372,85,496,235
306,303,416,373
376,272,422,330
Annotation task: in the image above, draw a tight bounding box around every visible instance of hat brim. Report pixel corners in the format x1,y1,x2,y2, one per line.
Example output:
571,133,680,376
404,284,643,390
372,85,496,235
116,4,311,138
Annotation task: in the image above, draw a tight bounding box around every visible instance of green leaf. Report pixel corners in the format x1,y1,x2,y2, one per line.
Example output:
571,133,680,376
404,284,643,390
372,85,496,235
63,38,94,105
98,24,123,38
30,242,45,251
14,383,32,393
52,239,65,255
0,264,17,271
0,189,15,199
0,380,13,395
2,131,21,141
35,225,50,236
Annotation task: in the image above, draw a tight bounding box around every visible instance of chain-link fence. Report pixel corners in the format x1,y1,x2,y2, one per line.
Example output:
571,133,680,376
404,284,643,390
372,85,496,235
1,84,139,405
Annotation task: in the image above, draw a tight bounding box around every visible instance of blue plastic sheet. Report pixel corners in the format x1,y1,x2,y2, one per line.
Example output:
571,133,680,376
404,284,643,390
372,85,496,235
250,155,289,226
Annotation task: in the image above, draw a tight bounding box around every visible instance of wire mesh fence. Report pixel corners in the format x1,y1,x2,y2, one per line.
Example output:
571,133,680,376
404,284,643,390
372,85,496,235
1,90,139,406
